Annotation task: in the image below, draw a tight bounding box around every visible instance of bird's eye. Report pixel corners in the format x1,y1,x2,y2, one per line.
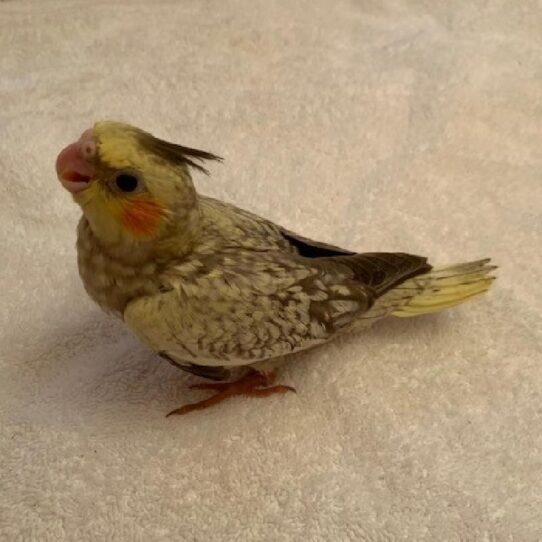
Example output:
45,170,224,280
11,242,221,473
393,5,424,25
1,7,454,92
114,172,141,193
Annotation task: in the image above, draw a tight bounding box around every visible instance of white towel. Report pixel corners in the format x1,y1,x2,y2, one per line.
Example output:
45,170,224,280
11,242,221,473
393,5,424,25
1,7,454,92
1,0,541,539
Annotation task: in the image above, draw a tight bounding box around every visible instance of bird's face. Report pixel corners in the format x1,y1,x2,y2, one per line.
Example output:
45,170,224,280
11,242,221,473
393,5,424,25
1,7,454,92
56,121,218,247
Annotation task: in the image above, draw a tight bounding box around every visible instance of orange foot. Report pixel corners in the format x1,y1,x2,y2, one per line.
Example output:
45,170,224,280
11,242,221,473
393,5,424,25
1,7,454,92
166,370,296,416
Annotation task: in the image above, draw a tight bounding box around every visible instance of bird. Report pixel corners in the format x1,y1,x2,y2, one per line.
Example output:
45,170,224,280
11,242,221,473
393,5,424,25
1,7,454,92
55,121,497,416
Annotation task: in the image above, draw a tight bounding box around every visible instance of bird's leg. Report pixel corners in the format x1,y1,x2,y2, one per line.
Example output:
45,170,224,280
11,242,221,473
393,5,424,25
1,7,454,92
166,370,296,416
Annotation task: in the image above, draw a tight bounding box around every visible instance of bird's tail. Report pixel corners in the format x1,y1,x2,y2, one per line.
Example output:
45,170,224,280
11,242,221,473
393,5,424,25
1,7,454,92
390,259,497,317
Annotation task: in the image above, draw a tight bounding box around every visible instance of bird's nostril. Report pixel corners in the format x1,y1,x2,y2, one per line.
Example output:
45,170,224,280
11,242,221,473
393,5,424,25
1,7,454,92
80,140,96,159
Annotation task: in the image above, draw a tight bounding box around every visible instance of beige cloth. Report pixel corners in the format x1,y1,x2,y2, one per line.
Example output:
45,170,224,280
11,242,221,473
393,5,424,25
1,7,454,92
1,0,541,540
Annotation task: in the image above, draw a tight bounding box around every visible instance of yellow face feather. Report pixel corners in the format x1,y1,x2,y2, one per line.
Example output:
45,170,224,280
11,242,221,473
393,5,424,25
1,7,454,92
94,121,157,172
70,121,219,247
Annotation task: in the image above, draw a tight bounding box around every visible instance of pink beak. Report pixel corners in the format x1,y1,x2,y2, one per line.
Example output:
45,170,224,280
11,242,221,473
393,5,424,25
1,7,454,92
56,129,96,193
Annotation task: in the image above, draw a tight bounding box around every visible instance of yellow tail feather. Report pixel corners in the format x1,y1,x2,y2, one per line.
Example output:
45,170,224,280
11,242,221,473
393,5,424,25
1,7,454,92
392,259,497,318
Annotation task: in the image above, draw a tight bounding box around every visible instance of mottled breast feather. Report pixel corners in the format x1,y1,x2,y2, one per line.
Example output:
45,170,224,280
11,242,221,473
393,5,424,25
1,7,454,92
77,218,164,315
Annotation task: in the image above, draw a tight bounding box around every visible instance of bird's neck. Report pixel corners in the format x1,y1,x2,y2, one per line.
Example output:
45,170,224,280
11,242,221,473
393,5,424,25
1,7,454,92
81,201,202,264
76,207,202,315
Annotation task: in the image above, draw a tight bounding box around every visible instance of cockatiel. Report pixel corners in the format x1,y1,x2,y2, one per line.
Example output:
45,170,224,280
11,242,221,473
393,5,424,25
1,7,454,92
56,121,496,415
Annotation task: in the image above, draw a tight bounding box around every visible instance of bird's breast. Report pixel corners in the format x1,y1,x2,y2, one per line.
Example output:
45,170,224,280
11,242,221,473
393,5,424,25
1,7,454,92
76,219,163,315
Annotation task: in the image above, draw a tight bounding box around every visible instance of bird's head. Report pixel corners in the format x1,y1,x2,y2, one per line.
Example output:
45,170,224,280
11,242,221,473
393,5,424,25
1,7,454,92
56,121,220,250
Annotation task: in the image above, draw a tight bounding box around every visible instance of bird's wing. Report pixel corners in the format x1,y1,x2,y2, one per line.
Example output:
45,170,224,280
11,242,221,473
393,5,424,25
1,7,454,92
278,228,431,293
124,247,430,370
124,249,374,368
158,352,232,381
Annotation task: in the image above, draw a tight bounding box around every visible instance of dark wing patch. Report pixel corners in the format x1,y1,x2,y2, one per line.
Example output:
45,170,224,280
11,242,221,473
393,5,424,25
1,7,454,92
159,352,230,381
280,228,356,258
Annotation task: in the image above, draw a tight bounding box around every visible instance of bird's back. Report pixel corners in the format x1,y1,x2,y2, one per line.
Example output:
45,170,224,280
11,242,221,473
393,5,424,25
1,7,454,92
197,196,431,300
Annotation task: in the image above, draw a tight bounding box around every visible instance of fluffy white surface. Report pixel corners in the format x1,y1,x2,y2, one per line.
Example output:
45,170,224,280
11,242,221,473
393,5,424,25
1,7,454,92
1,0,541,540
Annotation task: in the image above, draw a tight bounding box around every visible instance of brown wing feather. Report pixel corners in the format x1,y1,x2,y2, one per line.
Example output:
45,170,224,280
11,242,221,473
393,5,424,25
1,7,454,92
159,352,230,381
280,229,431,295
317,253,431,295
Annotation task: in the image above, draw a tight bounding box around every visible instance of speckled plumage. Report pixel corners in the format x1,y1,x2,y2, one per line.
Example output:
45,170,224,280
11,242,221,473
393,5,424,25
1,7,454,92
77,196,392,366
67,121,495,383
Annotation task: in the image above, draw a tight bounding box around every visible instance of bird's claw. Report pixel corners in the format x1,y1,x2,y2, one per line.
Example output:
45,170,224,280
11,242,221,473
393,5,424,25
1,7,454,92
166,371,295,416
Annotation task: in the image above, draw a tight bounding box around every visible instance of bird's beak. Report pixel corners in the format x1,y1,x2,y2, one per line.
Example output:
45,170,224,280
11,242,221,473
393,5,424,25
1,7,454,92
56,128,96,194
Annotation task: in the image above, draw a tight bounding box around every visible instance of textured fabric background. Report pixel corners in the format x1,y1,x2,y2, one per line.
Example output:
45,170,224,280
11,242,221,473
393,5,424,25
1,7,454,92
1,0,541,540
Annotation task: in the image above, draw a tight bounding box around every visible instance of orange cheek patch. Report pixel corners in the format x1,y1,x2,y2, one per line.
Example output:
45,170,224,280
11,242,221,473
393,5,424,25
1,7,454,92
121,197,163,237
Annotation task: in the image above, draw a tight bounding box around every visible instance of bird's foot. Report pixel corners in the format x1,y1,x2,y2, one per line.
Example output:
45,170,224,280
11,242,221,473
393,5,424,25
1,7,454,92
166,370,296,416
